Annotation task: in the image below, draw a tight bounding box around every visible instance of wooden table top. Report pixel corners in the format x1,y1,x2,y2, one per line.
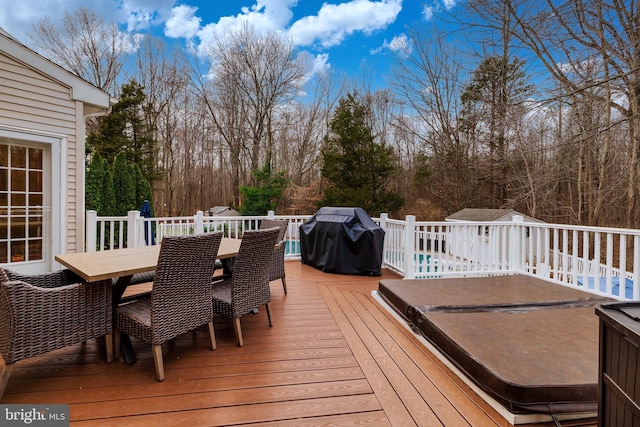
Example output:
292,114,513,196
55,238,242,282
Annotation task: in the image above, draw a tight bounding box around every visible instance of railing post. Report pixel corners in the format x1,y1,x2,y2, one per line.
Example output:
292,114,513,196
404,215,416,279
267,210,275,219
127,211,140,247
86,210,97,252
194,211,204,234
379,213,388,269
138,215,147,247
379,213,388,230
510,215,524,273
634,235,640,300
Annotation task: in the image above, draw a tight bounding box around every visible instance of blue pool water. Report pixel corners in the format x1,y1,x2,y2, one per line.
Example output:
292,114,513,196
285,240,300,255
577,276,634,299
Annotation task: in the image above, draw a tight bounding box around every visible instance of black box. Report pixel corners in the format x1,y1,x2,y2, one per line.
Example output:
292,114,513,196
595,302,640,427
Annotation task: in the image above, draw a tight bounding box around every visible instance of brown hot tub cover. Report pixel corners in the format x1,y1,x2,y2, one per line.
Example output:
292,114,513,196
378,275,612,415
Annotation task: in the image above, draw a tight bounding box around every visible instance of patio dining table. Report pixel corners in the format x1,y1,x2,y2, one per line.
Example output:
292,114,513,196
55,237,242,362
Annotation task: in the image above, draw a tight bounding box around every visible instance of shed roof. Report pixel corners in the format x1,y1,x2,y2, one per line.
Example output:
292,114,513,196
207,206,240,216
445,208,544,223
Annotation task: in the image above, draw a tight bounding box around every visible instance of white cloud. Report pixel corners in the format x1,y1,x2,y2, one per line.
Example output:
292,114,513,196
292,51,331,85
422,6,434,21
288,0,402,48
312,52,331,76
371,33,411,56
442,0,457,10
0,0,176,44
251,0,297,28
291,51,332,97
0,0,115,43
114,0,176,30
387,33,411,54
192,0,297,56
165,5,201,39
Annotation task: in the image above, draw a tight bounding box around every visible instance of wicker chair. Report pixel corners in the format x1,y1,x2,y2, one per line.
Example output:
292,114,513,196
211,227,280,347
259,219,289,294
114,232,223,381
0,268,113,399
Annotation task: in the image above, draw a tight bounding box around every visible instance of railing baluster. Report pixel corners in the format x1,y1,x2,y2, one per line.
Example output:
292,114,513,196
606,233,613,296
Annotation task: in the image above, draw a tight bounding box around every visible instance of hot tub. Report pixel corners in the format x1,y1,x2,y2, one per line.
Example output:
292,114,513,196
378,275,612,416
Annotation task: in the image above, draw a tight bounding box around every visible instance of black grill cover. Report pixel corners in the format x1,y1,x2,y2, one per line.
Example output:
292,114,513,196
300,207,385,275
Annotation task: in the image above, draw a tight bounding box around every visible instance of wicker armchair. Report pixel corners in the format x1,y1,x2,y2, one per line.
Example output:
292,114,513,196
0,268,113,399
212,227,279,347
114,232,223,381
259,219,289,294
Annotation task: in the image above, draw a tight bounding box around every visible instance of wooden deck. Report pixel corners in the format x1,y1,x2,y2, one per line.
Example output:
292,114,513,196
0,262,597,426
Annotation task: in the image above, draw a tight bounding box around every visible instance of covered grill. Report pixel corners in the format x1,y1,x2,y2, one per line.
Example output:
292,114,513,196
299,207,384,275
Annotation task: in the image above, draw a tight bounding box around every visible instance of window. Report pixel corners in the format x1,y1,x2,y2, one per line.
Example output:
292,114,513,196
0,141,46,264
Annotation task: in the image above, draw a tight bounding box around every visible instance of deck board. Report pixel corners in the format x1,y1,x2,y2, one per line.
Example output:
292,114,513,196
0,262,596,426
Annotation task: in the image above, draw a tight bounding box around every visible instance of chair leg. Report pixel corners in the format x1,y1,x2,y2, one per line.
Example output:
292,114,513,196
233,318,244,347
0,362,15,400
208,321,217,350
105,333,114,363
281,277,287,295
152,345,165,381
114,331,121,360
265,302,273,327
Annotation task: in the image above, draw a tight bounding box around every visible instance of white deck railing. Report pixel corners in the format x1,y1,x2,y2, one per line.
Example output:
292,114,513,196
86,210,640,301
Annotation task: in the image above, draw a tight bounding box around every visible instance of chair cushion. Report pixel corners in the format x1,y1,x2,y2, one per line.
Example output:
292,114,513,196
211,279,232,303
115,297,153,343
212,279,234,318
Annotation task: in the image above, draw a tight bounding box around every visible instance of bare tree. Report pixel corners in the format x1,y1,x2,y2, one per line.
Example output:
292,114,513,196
29,7,126,93
391,29,478,213
124,35,194,214
467,0,640,227
193,23,307,207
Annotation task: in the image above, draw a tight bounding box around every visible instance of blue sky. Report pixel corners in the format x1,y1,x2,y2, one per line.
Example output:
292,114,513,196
0,0,461,91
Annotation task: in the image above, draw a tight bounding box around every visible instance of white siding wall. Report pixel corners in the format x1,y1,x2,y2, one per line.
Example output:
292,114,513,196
0,52,80,255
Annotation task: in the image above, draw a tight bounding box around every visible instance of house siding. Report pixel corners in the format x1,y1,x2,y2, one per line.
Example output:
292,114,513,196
0,52,80,255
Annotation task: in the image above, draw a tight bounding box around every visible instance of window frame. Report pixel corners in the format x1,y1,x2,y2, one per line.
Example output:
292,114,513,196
0,127,64,273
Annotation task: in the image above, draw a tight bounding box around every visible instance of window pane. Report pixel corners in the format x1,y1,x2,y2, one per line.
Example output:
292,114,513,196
0,242,6,263
28,239,42,260
29,171,42,192
10,146,26,168
29,149,43,169
11,170,26,192
11,193,26,206
0,169,6,191
0,145,7,167
29,217,43,238
0,217,6,239
10,241,25,262
29,193,42,206
11,216,26,238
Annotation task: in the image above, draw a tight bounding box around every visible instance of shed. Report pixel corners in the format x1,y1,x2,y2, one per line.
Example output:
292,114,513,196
445,208,545,267
206,206,240,217
446,208,543,224
0,28,113,273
